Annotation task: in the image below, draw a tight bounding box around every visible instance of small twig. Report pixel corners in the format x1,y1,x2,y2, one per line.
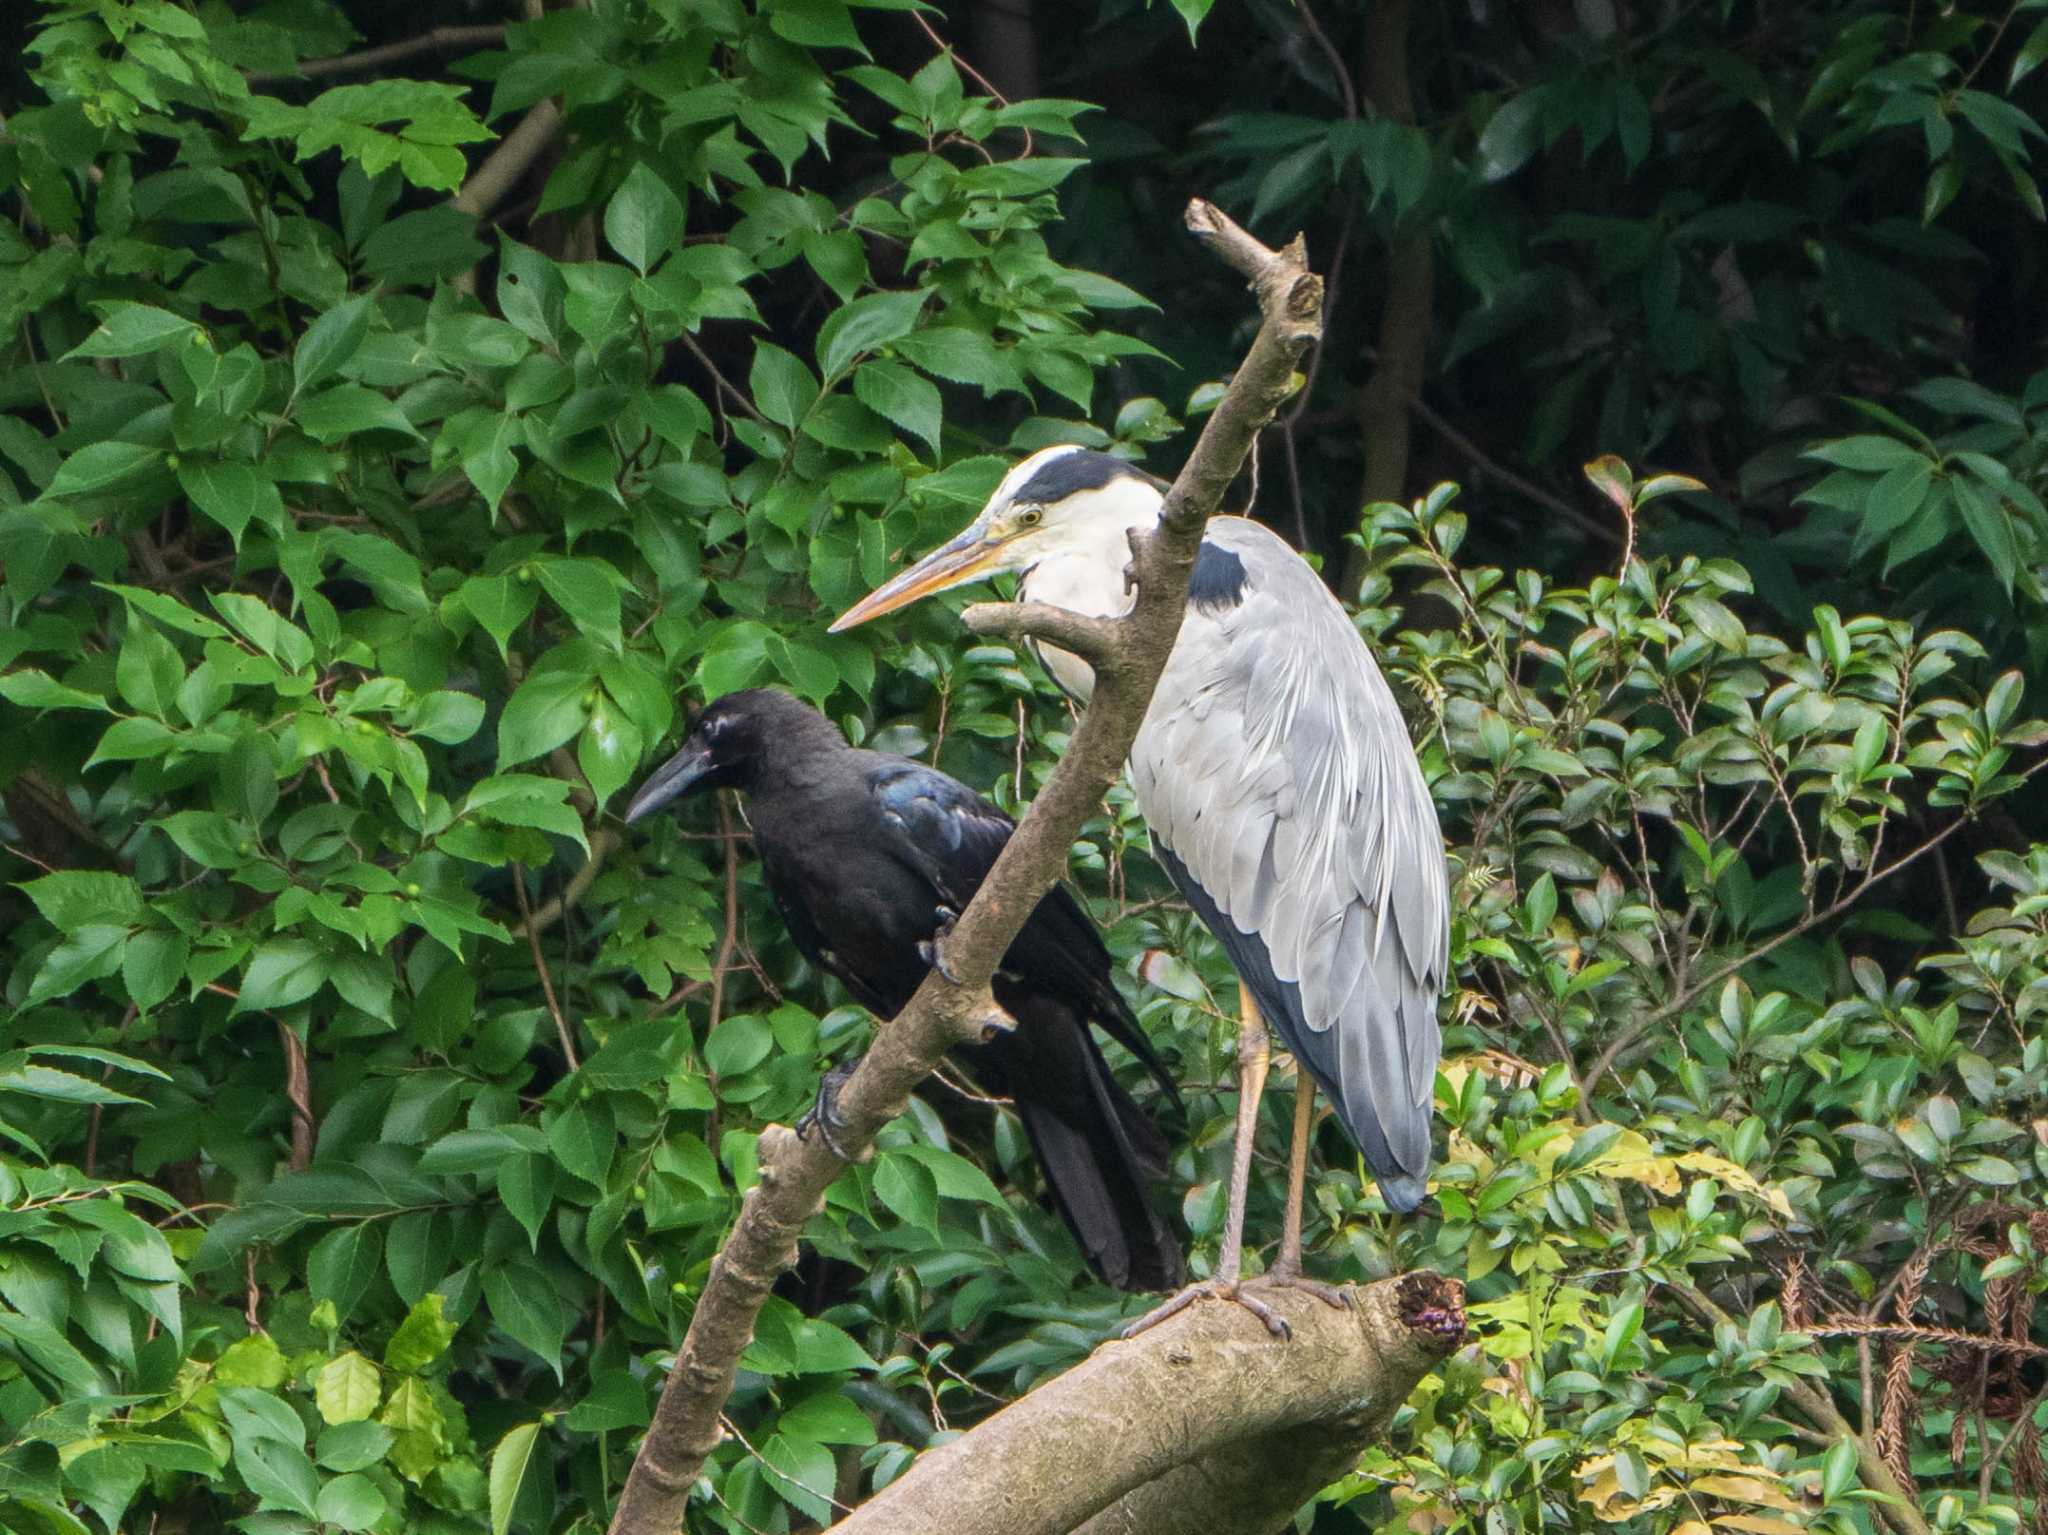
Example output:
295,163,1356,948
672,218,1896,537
1407,395,1622,548
244,1251,262,1331
514,870,580,1071
720,1415,855,1516
1293,0,1359,119
278,1022,315,1171
248,25,505,84
528,829,621,934
931,1064,1012,1108
681,333,775,431
910,14,1032,156
1583,774,2043,1096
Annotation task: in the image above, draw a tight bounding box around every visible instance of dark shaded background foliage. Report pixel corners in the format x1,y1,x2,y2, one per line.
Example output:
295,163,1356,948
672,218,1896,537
1,1,2046,1533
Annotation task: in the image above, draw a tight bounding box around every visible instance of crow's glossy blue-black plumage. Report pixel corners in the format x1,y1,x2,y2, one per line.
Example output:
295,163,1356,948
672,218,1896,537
625,688,1182,1293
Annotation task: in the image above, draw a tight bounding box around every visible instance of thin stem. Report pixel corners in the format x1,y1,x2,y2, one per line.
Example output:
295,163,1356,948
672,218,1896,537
514,869,579,1071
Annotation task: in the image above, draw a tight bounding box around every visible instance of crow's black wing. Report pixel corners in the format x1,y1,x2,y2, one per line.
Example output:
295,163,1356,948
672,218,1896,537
866,759,1178,1104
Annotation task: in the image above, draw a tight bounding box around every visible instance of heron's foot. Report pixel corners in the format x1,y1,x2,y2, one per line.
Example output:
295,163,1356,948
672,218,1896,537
1249,1262,1352,1313
1118,1278,1292,1342
918,906,962,985
795,1058,865,1163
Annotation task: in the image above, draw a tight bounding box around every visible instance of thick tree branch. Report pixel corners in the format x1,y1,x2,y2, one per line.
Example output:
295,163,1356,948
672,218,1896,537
247,26,504,85
1670,1280,1933,1535
606,198,1324,1535
834,1272,1465,1535
453,100,562,221
960,599,1124,665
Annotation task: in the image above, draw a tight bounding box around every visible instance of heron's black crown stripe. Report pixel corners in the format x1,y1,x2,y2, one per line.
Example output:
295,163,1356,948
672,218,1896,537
1187,540,1249,611
1013,449,1156,506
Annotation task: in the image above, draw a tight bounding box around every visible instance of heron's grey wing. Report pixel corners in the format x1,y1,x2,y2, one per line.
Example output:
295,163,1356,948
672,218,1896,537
1131,517,1448,1207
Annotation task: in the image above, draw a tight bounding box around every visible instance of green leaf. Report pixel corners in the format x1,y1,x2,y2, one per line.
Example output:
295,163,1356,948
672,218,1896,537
315,1473,387,1532
314,1352,382,1425
123,929,188,1011
1478,89,1546,181
459,573,538,658
534,557,625,650
769,0,866,50
696,620,775,697
501,1154,555,1251
819,289,929,379
383,1293,458,1374
497,664,595,769
158,810,248,870
482,1263,566,1378
546,1099,616,1186
177,460,283,546
316,1420,394,1473
407,689,485,745
1950,476,2019,594
750,343,819,430
0,669,113,712
308,1222,383,1320
488,1422,541,1535
294,295,373,395
20,870,144,930
603,163,685,276
873,1151,939,1235
65,303,199,359
236,941,329,1012
853,360,942,451
1167,0,1215,41
50,441,161,497
418,1125,549,1176
1805,435,1925,473
296,383,420,443
563,1372,651,1433
579,692,645,807
1821,1437,1859,1502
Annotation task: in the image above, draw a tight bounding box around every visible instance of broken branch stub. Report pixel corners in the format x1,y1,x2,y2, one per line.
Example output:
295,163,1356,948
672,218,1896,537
832,1273,1468,1535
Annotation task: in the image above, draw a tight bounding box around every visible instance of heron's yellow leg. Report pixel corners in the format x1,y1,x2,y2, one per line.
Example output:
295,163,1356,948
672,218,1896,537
1212,982,1270,1283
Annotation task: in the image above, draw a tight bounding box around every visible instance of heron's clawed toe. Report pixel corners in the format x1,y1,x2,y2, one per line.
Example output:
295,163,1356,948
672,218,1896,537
1251,1265,1352,1313
796,1058,865,1162
1119,1279,1292,1342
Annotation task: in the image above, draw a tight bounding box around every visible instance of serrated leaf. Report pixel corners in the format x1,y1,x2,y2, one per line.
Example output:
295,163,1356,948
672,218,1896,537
489,1422,541,1535
603,163,685,276
315,1352,382,1425
236,941,329,1012
853,359,942,451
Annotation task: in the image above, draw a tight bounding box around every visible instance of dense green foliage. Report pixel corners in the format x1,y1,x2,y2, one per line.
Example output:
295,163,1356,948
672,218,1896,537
1,2,2046,1534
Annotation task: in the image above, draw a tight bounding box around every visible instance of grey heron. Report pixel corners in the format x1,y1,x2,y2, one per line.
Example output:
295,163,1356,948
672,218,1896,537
830,445,1448,1334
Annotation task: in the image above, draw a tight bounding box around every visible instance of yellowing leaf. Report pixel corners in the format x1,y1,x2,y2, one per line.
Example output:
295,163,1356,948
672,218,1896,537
1673,1153,1796,1218
315,1352,382,1425
1689,1474,1803,1511
1713,1518,1807,1535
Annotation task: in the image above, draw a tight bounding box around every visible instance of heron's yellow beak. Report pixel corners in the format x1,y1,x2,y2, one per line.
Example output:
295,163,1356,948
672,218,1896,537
828,521,1007,633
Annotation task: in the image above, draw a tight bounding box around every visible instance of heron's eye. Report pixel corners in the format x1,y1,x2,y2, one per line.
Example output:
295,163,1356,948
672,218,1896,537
1015,508,1043,529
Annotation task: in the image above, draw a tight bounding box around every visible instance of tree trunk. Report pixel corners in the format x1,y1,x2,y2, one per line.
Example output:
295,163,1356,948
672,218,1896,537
1343,0,1433,598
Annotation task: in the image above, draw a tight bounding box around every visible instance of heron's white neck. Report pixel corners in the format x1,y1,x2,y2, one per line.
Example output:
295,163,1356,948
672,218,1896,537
1014,481,1163,701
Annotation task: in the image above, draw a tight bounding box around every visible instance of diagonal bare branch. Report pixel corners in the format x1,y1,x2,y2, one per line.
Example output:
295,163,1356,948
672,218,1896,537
604,197,1325,1535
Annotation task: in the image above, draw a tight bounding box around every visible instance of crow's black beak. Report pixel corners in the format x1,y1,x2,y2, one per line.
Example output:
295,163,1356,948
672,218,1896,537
623,744,714,824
